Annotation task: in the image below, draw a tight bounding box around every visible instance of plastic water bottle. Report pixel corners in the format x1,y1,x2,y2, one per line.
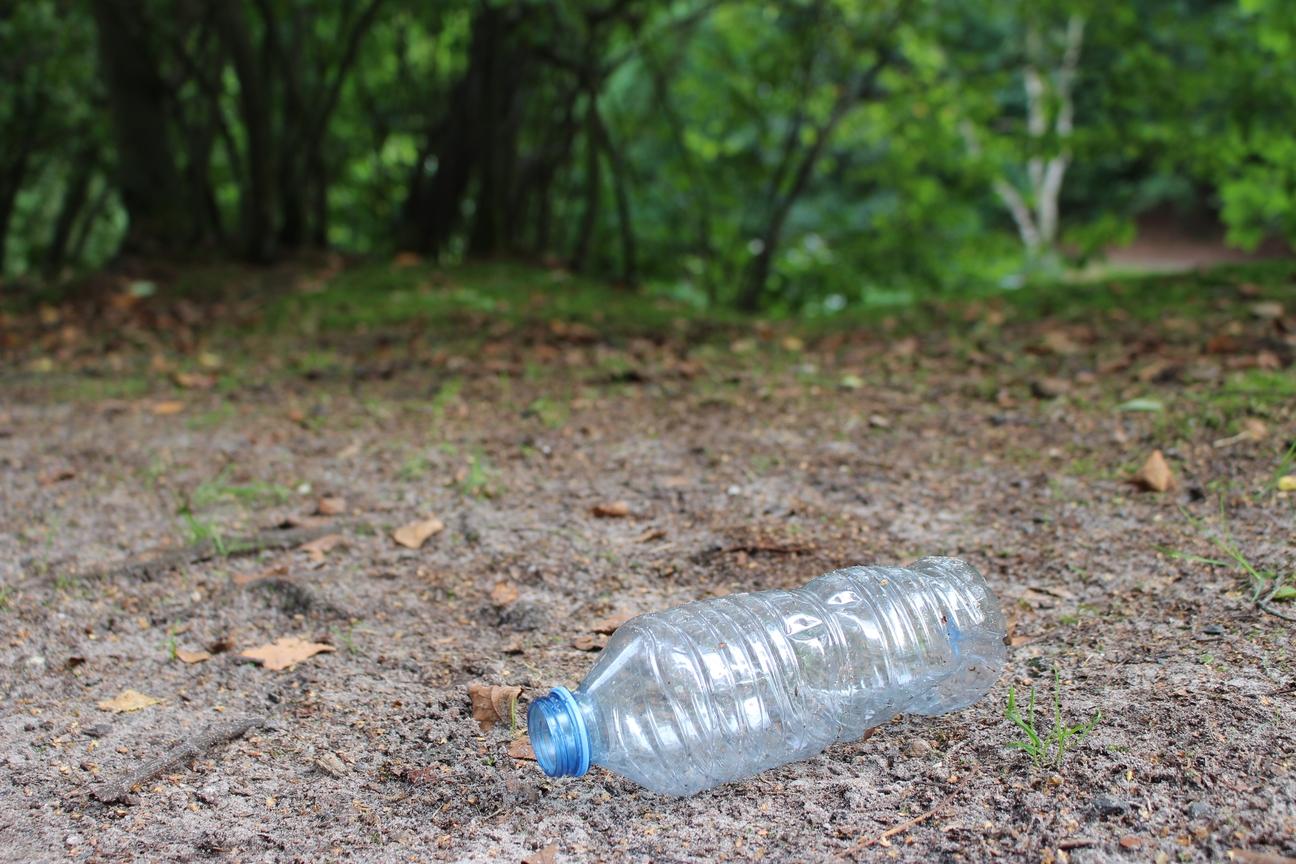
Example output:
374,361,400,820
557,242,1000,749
527,557,1007,796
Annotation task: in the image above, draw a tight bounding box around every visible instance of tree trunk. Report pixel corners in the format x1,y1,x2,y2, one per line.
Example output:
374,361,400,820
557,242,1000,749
592,109,636,285
570,96,602,273
399,4,528,257
68,183,112,267
89,0,190,255
43,147,97,279
0,161,26,276
211,0,276,263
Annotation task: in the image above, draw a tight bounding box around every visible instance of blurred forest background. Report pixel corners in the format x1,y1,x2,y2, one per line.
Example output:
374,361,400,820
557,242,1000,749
2,0,1294,310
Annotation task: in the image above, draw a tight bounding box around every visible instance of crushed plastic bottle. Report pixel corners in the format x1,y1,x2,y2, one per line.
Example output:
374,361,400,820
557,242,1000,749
528,557,1007,796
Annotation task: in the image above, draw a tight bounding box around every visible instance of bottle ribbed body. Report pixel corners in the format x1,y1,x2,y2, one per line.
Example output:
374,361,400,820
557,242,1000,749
567,557,1006,796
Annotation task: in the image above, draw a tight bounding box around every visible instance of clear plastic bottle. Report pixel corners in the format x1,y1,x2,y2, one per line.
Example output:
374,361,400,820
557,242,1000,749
527,557,1007,796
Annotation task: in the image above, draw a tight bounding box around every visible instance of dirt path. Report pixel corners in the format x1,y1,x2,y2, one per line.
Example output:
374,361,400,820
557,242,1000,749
1,271,1294,862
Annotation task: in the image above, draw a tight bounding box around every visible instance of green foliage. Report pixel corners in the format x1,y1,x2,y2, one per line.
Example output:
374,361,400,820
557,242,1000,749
3,0,1296,307
1005,671,1102,770
1164,503,1295,618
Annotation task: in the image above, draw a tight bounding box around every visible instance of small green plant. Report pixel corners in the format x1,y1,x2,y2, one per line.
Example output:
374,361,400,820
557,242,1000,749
180,510,227,556
0,585,12,611
1162,502,1294,621
458,449,493,497
398,453,431,481
1267,439,1296,494
1005,671,1101,770
190,467,292,510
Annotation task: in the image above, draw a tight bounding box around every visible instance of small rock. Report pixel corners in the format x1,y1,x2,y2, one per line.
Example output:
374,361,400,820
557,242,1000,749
1092,794,1128,817
1250,300,1284,320
1187,801,1213,820
315,752,347,777
1201,624,1224,637
904,738,931,758
196,780,229,805
1030,377,1070,399
84,723,112,738
65,835,83,848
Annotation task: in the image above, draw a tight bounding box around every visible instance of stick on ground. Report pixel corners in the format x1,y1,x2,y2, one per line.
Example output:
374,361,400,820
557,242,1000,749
90,715,266,804
839,789,956,858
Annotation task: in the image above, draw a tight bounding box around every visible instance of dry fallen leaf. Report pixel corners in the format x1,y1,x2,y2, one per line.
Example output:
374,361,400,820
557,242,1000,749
1132,450,1175,492
507,737,536,761
1278,475,1296,492
467,683,521,732
634,527,667,543
300,533,344,563
591,501,630,518
175,648,211,664
233,563,289,587
572,634,608,652
392,516,444,549
590,613,631,635
490,582,520,606
523,843,559,864
173,371,215,390
316,496,348,516
97,690,163,713
1249,300,1284,320
151,401,185,416
240,636,335,671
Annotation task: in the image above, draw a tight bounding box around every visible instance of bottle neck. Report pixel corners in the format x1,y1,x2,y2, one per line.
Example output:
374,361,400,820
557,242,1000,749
527,686,592,778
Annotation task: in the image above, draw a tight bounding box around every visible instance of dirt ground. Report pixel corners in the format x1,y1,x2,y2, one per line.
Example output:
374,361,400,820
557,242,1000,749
1,267,1294,862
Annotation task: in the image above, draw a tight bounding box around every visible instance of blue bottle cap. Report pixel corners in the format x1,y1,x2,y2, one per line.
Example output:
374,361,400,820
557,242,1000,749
527,686,591,778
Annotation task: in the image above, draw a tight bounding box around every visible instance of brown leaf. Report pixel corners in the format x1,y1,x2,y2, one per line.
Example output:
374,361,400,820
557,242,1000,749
233,563,288,587
300,533,344,563
240,636,335,671
173,371,216,390
591,501,630,518
392,516,444,549
467,683,521,732
523,844,559,864
97,690,163,713
490,582,520,606
1242,418,1268,441
1132,450,1175,493
572,634,608,652
1029,377,1069,399
316,496,348,516
507,737,536,761
590,613,631,635
39,467,76,485
1250,300,1284,320
175,648,211,664
634,527,667,543
151,401,186,416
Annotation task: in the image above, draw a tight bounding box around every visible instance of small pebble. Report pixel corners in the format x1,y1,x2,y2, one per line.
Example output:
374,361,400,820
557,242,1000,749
65,835,82,847
904,739,931,758
315,752,348,777
1092,794,1128,817
1188,801,1213,820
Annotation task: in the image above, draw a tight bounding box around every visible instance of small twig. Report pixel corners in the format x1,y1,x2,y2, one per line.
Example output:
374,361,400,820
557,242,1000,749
722,543,812,556
90,715,266,804
68,525,338,583
839,789,956,857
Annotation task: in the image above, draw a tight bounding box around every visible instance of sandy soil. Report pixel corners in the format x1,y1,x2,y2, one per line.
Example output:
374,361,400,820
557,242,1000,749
1,277,1294,863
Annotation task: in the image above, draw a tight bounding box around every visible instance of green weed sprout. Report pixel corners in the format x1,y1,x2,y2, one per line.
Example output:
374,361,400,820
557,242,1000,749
1005,671,1101,770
